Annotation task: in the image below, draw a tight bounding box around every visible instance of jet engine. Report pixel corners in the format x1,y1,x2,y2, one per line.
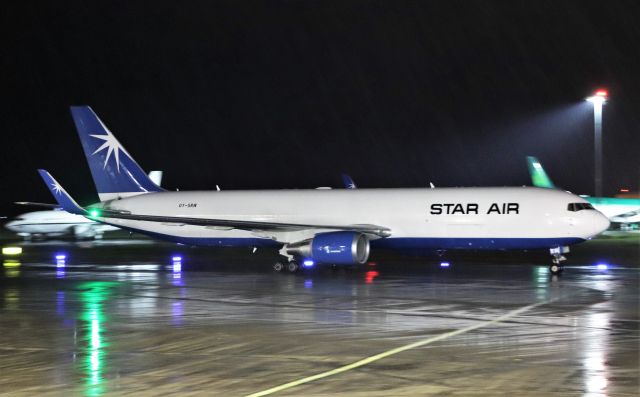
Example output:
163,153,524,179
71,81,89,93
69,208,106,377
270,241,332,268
286,231,370,265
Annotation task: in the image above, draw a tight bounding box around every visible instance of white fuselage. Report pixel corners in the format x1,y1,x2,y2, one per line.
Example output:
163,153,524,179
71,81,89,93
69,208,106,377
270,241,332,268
94,187,609,250
5,210,116,238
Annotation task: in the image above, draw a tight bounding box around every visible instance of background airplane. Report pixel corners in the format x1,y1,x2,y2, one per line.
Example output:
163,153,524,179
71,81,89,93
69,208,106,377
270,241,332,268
527,156,640,228
5,210,115,240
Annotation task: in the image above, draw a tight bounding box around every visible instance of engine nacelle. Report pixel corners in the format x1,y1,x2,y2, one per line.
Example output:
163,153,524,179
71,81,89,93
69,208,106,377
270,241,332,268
287,231,370,265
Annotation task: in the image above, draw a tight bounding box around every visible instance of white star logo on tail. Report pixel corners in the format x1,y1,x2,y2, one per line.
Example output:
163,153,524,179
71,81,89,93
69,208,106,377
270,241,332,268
90,121,131,172
51,181,63,195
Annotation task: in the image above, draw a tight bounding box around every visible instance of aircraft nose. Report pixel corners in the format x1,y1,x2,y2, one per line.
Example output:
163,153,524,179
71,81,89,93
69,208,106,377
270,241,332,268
593,212,610,235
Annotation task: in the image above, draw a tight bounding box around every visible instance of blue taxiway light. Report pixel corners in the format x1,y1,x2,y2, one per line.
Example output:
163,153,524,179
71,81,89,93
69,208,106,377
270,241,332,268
596,263,609,271
303,260,315,268
56,256,66,269
171,255,182,278
55,253,67,269
440,262,450,268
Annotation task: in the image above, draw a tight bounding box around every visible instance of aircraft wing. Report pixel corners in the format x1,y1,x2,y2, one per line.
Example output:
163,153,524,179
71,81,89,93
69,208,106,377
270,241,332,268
37,169,392,237
90,208,391,237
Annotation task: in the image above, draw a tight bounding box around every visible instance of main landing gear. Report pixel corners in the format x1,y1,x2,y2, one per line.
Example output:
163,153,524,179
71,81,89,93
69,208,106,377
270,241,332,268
273,245,302,273
273,260,299,273
549,246,569,275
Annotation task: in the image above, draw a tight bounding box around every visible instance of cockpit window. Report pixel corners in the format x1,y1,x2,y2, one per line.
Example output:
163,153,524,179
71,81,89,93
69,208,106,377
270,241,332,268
567,203,595,212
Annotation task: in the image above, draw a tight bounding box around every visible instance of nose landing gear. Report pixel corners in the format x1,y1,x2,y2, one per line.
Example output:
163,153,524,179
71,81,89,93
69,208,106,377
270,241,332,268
549,262,564,275
549,246,569,275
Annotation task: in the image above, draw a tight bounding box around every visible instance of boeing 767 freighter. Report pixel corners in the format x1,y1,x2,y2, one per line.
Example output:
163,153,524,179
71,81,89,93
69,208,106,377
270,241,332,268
33,106,609,275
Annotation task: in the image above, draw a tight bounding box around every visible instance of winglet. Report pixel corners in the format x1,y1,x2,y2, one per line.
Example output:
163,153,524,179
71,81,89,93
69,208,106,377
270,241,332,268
526,156,555,188
37,169,87,215
341,174,357,189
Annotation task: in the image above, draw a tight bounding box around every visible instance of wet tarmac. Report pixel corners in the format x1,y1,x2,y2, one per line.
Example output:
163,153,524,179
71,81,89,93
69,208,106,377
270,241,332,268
0,234,638,396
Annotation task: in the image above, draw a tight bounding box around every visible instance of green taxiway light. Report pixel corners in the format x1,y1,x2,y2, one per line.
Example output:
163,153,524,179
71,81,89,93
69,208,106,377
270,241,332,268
89,209,100,218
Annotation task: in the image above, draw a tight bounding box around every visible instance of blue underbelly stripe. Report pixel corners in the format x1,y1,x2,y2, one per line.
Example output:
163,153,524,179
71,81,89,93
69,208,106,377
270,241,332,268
370,237,585,250
102,221,585,249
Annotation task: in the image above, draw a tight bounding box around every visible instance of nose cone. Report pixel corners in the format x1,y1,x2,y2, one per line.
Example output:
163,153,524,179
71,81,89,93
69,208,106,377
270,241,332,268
4,221,17,231
591,211,610,237
572,210,610,239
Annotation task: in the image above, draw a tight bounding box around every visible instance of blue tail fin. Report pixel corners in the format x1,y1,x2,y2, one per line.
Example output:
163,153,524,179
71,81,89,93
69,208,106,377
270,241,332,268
38,169,86,215
70,106,164,201
341,174,357,189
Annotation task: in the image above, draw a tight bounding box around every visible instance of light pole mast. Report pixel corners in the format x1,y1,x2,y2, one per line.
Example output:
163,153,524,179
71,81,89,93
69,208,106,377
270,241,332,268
586,89,607,197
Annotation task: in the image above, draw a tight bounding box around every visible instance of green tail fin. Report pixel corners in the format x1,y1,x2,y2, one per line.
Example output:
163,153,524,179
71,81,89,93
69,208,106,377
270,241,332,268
527,156,555,188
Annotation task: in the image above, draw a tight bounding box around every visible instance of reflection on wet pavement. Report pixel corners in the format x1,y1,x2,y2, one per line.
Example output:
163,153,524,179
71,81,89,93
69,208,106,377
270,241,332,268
0,242,638,396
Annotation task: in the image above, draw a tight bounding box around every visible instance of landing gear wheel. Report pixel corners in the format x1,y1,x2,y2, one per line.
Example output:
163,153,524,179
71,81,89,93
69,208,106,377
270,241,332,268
549,246,569,276
549,264,563,275
273,262,284,272
287,261,299,273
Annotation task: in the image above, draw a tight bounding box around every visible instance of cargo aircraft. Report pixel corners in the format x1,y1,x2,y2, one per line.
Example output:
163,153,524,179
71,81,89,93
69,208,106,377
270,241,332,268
33,106,609,275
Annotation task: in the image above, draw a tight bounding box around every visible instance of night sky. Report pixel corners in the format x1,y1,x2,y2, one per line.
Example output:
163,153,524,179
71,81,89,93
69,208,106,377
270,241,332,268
2,1,639,215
